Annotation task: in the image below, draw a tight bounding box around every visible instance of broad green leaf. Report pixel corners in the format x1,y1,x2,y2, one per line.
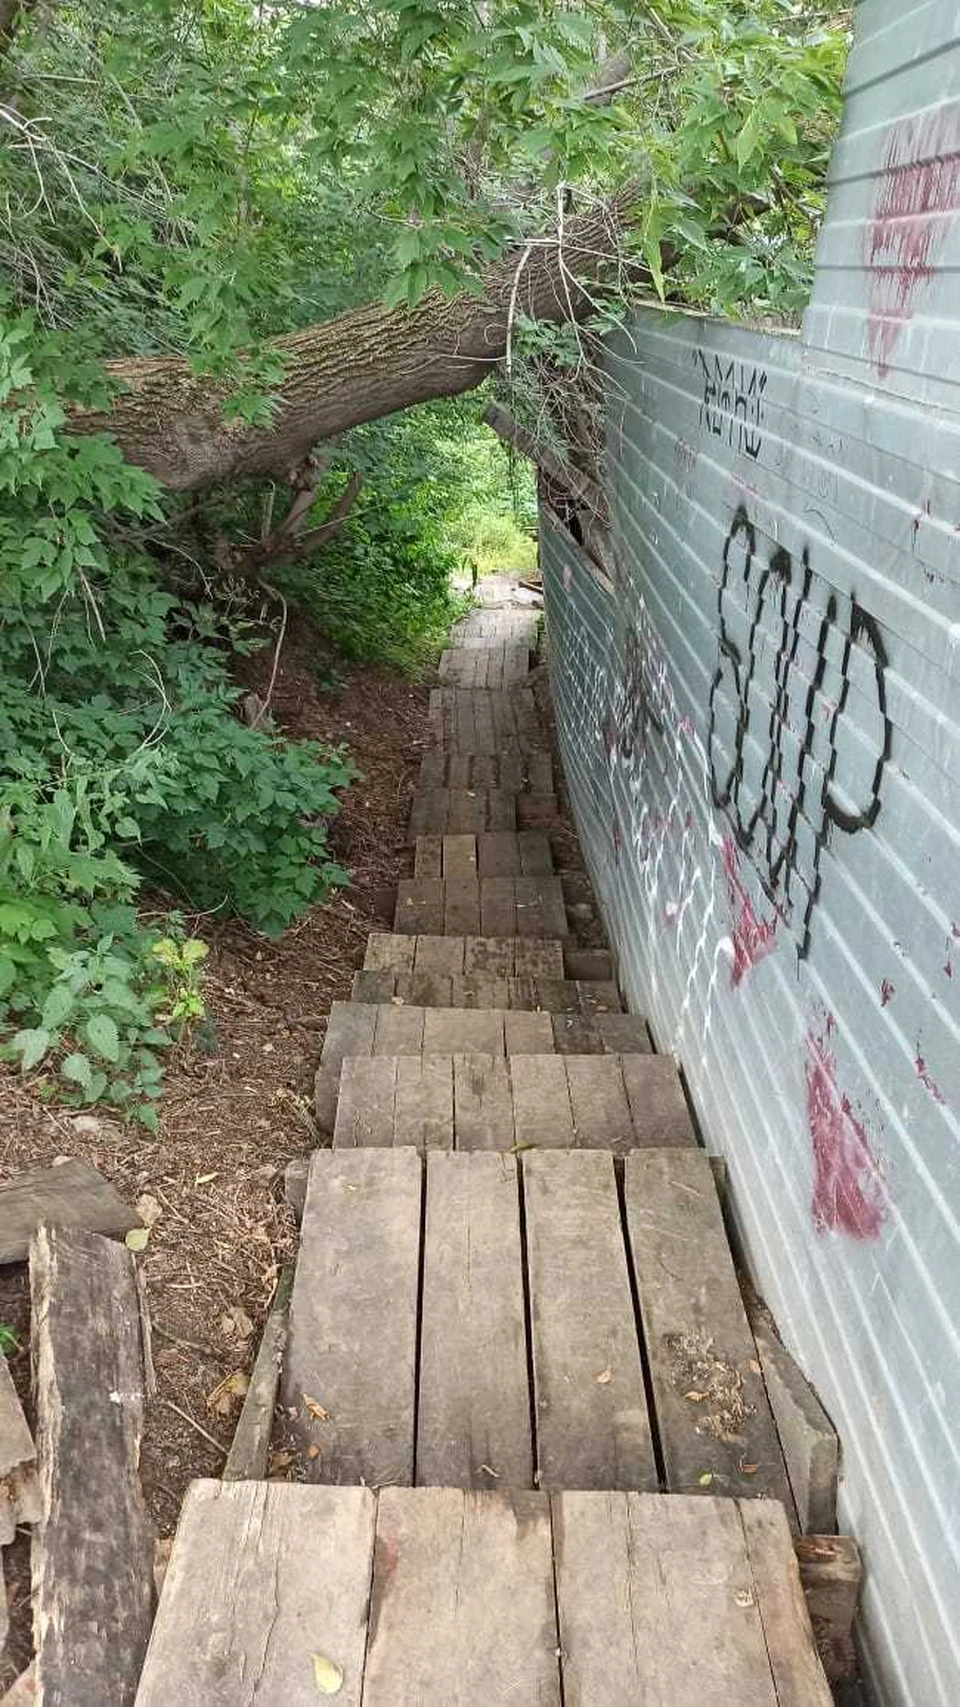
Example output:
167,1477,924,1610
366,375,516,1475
85,1012,120,1062
12,1027,51,1072
736,107,764,171
62,1051,93,1088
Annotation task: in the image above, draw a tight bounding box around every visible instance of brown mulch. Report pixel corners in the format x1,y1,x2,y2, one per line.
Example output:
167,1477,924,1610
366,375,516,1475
0,618,429,1687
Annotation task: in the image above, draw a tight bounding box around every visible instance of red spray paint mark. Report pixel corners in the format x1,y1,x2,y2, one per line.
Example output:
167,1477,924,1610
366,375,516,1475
806,1030,887,1239
915,1054,946,1105
879,978,895,1007
721,837,777,987
678,714,694,737
951,922,960,940
866,104,960,377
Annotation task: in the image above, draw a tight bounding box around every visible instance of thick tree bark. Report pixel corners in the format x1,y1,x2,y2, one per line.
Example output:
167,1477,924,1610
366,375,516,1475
69,189,637,492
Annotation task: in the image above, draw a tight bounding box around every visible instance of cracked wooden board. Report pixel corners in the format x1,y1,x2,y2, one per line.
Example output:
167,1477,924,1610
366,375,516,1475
133,1485,831,1705
0,1159,141,1265
31,1225,154,1707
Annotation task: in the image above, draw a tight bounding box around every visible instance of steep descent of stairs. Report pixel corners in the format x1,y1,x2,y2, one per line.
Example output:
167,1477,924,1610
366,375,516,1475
134,580,835,1707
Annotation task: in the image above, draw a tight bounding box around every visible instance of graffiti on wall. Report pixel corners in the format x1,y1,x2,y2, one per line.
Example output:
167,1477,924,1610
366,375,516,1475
805,1013,887,1239
707,505,892,959
866,101,960,378
697,353,767,459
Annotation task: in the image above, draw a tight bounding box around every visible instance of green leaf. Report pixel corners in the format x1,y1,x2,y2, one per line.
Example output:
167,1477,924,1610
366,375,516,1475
41,982,74,1030
62,1051,93,1088
736,107,763,171
85,1012,120,1062
11,1027,51,1071
125,1226,150,1252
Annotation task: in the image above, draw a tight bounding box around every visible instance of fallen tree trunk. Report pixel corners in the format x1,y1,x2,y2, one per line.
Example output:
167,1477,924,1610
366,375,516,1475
69,189,638,492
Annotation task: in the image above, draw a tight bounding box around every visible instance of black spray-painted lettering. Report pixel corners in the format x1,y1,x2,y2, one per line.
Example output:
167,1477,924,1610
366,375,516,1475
697,353,767,460
707,505,891,958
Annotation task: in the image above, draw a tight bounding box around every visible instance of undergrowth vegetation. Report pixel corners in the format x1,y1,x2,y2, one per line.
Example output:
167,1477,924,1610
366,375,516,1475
0,0,846,1121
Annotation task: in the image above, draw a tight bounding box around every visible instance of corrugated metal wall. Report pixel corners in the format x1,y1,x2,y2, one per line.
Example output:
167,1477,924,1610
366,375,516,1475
540,5,960,1703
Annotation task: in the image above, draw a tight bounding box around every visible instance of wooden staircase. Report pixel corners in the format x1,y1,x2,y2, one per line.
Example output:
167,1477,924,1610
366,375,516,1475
134,590,835,1705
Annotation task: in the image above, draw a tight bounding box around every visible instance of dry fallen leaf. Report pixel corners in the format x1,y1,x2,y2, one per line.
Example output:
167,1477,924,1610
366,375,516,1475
740,1462,759,1476
748,1358,762,1375
206,1370,249,1416
220,1306,255,1341
302,1393,331,1422
595,1367,613,1385
307,1444,321,1460
135,1193,163,1228
269,1450,295,1473
195,1171,219,1186
684,1389,707,1402
698,1472,714,1487
735,1589,755,1608
310,1653,344,1695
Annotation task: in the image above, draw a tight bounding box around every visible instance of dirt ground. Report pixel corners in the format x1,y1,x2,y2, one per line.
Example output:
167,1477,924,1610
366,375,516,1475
0,618,430,1686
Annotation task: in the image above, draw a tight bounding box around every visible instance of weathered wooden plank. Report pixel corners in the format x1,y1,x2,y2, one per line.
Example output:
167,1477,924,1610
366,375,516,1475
445,789,489,835
372,1000,425,1056
565,1055,636,1151
281,1149,421,1486
31,1225,154,1707
422,1007,505,1055
334,1056,398,1147
551,1013,603,1054
462,935,511,976
487,787,518,830
414,834,443,878
553,1492,786,1706
361,1488,560,1706
532,976,580,1013
394,1056,454,1150
516,791,559,828
364,931,415,972
741,1503,834,1706
478,876,516,937
448,971,509,1008
624,1149,793,1503
395,878,444,934
509,1055,575,1147
518,875,568,938
134,1481,376,1707
0,1160,140,1265
503,1009,553,1054
593,1012,651,1053
795,1534,862,1683
0,1349,39,1545
417,1154,531,1488
517,830,554,874
513,937,565,978
413,934,465,975
401,970,456,1008
620,1055,695,1146
563,947,614,981
223,1264,294,1482
351,967,396,1003
315,1001,379,1127
442,834,478,878
443,877,481,936
453,1054,514,1151
477,831,520,877
409,786,449,839
523,1152,656,1491
577,979,622,1013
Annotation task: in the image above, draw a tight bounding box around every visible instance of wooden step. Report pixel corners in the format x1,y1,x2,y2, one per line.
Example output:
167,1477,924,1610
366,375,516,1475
333,1051,694,1152
315,1003,651,1128
413,830,553,878
439,642,530,687
395,875,568,937
137,1481,830,1707
409,787,558,839
419,750,554,792
428,686,545,753
364,930,564,978
274,1147,791,1508
452,606,540,642
352,967,621,1013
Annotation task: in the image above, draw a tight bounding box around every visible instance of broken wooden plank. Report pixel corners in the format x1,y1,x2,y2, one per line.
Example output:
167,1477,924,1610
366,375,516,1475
31,1224,154,1707
0,1159,141,1265
361,1487,560,1706
223,1264,294,1482
741,1503,834,1704
0,1349,39,1545
417,1154,531,1488
280,1149,421,1486
553,1492,812,1706
624,1148,793,1505
134,1480,376,1707
523,1152,656,1491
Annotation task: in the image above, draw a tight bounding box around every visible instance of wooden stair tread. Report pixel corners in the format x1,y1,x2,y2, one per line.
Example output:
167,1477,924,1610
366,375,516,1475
394,875,568,937
439,642,530,687
412,829,553,878
331,1051,697,1153
428,686,546,754
138,1482,830,1706
351,967,621,1013
270,1148,791,1508
315,1004,652,1128
363,931,564,977
419,751,554,792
